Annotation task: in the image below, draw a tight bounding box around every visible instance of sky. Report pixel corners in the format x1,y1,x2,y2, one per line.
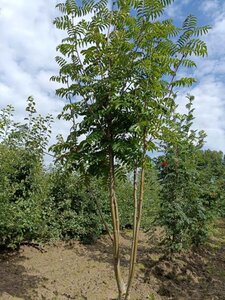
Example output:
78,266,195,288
0,0,225,162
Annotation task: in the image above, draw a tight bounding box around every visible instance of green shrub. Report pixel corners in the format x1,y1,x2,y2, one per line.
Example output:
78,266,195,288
0,145,58,249
48,168,111,243
48,166,160,242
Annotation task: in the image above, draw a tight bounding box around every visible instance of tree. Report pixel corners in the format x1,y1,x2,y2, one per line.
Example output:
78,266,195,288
51,0,209,298
158,97,225,250
157,95,208,250
0,98,55,249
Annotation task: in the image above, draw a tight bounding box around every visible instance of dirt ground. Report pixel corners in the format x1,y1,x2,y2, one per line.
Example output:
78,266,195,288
0,220,225,300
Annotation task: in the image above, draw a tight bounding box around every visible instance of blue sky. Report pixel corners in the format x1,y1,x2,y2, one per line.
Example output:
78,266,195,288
0,0,225,159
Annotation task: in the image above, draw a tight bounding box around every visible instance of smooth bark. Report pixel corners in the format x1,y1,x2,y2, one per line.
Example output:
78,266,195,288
125,136,147,300
109,143,126,299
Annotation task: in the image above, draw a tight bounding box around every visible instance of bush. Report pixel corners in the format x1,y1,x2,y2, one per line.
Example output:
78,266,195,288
48,168,111,243
48,166,160,242
0,145,163,248
0,145,58,249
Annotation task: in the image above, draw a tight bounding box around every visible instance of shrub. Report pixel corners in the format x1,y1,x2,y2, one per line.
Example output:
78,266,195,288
48,168,111,243
0,145,57,249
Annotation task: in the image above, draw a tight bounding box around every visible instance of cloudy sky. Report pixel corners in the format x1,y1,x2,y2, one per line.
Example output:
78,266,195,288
0,0,225,161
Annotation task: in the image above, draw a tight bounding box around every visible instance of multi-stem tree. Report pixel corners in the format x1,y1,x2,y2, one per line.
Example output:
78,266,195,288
51,0,209,298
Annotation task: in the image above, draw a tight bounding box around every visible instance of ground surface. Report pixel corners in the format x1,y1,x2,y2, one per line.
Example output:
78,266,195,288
0,220,225,300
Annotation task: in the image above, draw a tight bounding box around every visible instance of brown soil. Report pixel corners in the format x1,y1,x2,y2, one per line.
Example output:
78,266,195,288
0,220,225,300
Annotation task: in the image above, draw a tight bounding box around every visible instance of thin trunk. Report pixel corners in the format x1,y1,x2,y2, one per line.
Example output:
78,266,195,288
125,166,138,300
109,145,126,299
125,136,147,300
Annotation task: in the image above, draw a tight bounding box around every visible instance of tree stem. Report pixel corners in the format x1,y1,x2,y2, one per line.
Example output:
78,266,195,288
125,135,147,299
109,144,126,298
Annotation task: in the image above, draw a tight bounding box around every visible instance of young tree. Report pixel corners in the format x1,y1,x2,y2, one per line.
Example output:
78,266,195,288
157,95,208,250
51,0,209,298
157,97,225,250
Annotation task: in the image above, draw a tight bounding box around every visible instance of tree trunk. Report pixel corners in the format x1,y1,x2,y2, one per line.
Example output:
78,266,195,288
109,145,126,299
125,138,147,299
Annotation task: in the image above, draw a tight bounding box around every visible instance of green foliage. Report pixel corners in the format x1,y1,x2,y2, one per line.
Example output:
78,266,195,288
48,167,111,243
0,145,57,249
0,104,15,140
142,166,161,229
0,100,56,249
157,95,221,250
51,0,210,175
48,167,160,241
0,97,53,159
116,178,134,228
117,165,161,230
195,150,225,218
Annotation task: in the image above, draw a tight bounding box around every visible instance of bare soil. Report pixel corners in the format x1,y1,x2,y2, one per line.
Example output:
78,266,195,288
0,220,225,300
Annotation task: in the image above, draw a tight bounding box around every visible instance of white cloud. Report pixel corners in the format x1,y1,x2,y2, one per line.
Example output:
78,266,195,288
165,0,192,19
0,0,69,160
190,79,225,149
201,0,221,17
187,1,225,151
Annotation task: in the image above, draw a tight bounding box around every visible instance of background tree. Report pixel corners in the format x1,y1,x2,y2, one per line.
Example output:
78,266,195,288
0,98,55,249
156,95,221,250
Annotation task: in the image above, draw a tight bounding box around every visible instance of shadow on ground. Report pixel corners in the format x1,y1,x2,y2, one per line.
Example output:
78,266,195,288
0,251,46,300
